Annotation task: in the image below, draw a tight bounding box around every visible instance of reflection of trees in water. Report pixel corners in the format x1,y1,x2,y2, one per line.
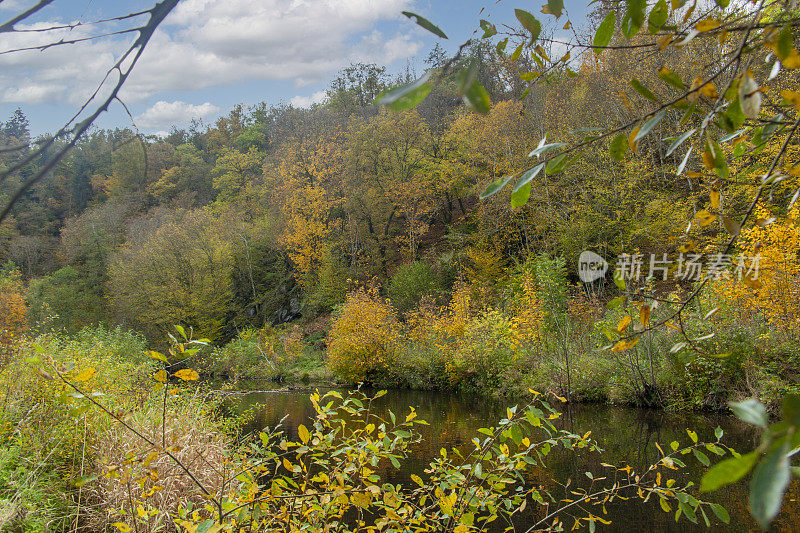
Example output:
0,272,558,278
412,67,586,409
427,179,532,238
229,389,790,531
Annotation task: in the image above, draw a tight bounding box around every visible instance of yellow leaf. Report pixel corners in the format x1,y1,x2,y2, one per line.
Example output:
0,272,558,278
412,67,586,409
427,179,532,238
639,305,651,326
695,18,720,32
781,89,800,112
298,424,310,444
153,369,167,383
112,524,132,533
695,209,717,227
351,491,372,508
283,457,294,472
147,350,168,363
617,315,631,332
709,190,720,210
699,82,718,99
173,369,199,381
701,150,714,171
628,127,640,152
784,49,800,69
73,367,97,383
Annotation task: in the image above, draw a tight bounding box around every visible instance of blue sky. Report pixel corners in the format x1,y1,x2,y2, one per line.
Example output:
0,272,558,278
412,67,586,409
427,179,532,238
0,0,590,136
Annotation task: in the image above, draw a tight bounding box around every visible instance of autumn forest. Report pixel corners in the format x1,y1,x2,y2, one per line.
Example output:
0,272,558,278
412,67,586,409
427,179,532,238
2,0,800,530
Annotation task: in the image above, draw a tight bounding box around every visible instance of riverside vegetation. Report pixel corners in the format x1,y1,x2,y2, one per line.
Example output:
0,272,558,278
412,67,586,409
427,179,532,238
2,0,800,530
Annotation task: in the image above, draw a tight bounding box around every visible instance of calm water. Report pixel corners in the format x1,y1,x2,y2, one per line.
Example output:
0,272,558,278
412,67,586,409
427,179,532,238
222,388,800,532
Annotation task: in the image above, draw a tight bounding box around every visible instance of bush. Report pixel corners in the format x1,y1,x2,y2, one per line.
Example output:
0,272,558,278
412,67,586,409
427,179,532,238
327,287,401,383
387,261,440,316
206,326,308,381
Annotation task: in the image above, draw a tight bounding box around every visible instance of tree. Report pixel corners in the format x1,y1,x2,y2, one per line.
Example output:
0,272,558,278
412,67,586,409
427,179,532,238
107,208,235,341
326,63,390,112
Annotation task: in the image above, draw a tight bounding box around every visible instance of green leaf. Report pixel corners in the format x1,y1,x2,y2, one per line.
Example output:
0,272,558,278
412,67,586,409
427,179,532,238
511,43,524,61
480,175,514,199
720,98,745,132
750,440,791,529
730,398,768,428
74,474,98,487
693,449,710,466
515,9,542,41
543,0,564,18
375,73,432,111
513,163,545,192
709,503,730,524
480,19,497,39
627,0,646,26
528,140,568,158
607,296,625,309
613,270,626,290
648,0,668,33
545,153,568,174
195,521,219,533
463,80,492,114
666,128,696,156
175,324,187,339
593,12,615,53
658,67,685,89
401,11,448,39
778,25,794,60
510,182,531,207
389,455,401,469
622,0,646,38
700,451,758,492
631,78,659,101
634,110,667,141
610,133,628,161
783,394,800,426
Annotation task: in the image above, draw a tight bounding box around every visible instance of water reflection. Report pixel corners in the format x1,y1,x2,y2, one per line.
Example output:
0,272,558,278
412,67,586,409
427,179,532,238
224,388,799,532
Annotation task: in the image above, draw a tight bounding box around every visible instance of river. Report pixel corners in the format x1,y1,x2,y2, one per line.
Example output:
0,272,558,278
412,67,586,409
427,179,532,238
222,387,800,532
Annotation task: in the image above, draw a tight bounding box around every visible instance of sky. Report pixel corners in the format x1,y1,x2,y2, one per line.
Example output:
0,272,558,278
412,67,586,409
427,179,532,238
0,0,591,137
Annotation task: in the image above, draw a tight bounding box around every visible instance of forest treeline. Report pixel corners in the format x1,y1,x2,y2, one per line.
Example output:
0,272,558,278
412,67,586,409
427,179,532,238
1,31,798,406
0,42,685,337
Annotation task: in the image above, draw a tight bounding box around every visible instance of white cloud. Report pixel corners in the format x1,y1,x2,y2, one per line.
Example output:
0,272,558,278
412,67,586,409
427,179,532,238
0,1,29,12
290,90,327,108
2,83,63,104
123,0,419,96
135,100,220,129
0,1,423,114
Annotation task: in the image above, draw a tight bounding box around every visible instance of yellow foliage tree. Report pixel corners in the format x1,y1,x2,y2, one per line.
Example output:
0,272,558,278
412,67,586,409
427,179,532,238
718,206,800,336
326,287,401,383
0,268,28,361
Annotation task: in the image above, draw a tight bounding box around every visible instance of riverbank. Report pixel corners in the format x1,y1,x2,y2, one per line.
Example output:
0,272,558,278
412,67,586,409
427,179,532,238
202,320,800,413
2,326,798,531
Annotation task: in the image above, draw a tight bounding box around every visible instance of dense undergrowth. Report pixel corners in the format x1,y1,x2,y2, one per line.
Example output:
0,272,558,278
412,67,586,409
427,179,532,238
318,248,800,411
0,327,737,532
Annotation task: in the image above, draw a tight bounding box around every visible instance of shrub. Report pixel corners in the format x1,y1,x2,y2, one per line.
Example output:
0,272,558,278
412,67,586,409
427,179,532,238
327,287,401,383
387,261,440,315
